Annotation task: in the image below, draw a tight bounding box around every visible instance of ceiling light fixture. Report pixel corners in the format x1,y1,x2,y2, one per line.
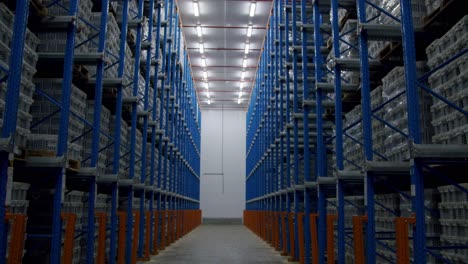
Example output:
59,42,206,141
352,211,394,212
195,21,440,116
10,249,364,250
193,1,200,17
203,71,208,79
205,82,209,89
207,91,211,98
239,91,243,98
238,98,242,104
240,82,244,90
249,2,256,17
201,58,207,67
241,71,246,80
244,43,250,54
196,25,202,37
199,43,204,54
247,25,253,37
242,58,247,68
207,99,211,105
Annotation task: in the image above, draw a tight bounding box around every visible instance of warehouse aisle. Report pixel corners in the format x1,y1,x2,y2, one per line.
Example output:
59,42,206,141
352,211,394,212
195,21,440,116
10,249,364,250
149,225,287,264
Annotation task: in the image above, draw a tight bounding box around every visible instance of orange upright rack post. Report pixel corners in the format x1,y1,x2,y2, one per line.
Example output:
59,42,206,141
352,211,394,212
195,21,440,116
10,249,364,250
60,213,77,264
166,210,171,246
95,212,107,264
281,212,288,256
176,210,180,240
327,214,338,264
5,213,27,264
352,215,368,264
179,210,184,239
117,212,127,264
395,217,416,264
131,211,140,264
297,213,305,264
159,210,166,250
170,210,175,244
288,212,296,261
274,211,279,250
309,213,319,264
137,211,151,261
152,210,159,255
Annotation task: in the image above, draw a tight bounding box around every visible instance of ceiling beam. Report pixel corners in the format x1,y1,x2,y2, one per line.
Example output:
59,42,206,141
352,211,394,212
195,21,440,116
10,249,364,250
194,79,254,82
187,47,262,51
200,100,248,102
191,65,257,69
183,25,267,30
197,90,252,93
200,107,248,110
225,0,273,2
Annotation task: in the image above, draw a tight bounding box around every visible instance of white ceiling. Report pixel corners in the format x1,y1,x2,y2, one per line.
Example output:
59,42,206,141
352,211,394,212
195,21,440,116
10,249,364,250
177,0,272,110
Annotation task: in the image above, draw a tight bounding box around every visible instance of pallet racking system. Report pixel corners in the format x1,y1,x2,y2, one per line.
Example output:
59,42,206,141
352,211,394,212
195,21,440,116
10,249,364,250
0,0,201,263
245,0,467,263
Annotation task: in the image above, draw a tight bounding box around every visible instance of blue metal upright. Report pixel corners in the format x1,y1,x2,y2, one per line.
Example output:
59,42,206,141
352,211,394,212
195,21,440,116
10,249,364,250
330,0,346,263
0,0,31,260
109,0,131,262
355,0,376,262
148,0,163,253
85,1,111,263
291,0,301,259
283,0,293,255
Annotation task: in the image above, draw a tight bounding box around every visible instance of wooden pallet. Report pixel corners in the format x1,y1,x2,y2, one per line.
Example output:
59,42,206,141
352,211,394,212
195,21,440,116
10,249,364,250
423,0,455,25
26,150,81,170
378,41,402,61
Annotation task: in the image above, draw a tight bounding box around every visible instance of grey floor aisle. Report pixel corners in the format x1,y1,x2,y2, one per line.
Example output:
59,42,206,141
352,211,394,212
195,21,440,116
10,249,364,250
149,225,288,264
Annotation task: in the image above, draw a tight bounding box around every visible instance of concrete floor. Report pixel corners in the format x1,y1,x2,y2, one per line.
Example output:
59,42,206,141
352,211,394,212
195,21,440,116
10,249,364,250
149,225,288,264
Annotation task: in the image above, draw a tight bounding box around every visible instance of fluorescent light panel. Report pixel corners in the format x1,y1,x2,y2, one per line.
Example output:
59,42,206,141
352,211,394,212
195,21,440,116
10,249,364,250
238,98,242,104
196,25,202,37
249,2,256,17
207,99,211,105
203,71,208,79
199,43,204,54
193,1,200,16
201,58,206,67
241,71,245,80
207,91,210,98
242,59,247,68
240,82,244,89
245,43,250,54
247,26,253,37
239,91,243,98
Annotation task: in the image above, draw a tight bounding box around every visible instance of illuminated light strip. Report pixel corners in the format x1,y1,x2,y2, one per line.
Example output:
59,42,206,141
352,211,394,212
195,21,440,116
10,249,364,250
249,2,256,17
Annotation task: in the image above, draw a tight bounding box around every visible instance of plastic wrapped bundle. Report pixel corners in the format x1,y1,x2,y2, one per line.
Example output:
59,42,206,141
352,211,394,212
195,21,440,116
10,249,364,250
37,0,92,53
425,0,441,15
366,0,427,27
382,63,432,161
425,16,468,145
87,13,121,78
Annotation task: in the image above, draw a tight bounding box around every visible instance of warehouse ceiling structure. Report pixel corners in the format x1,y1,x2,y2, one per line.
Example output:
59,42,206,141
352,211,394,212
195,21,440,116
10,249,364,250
178,0,272,110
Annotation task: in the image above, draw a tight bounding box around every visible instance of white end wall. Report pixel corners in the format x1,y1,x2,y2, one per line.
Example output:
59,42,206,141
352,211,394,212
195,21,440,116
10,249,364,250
200,109,246,219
